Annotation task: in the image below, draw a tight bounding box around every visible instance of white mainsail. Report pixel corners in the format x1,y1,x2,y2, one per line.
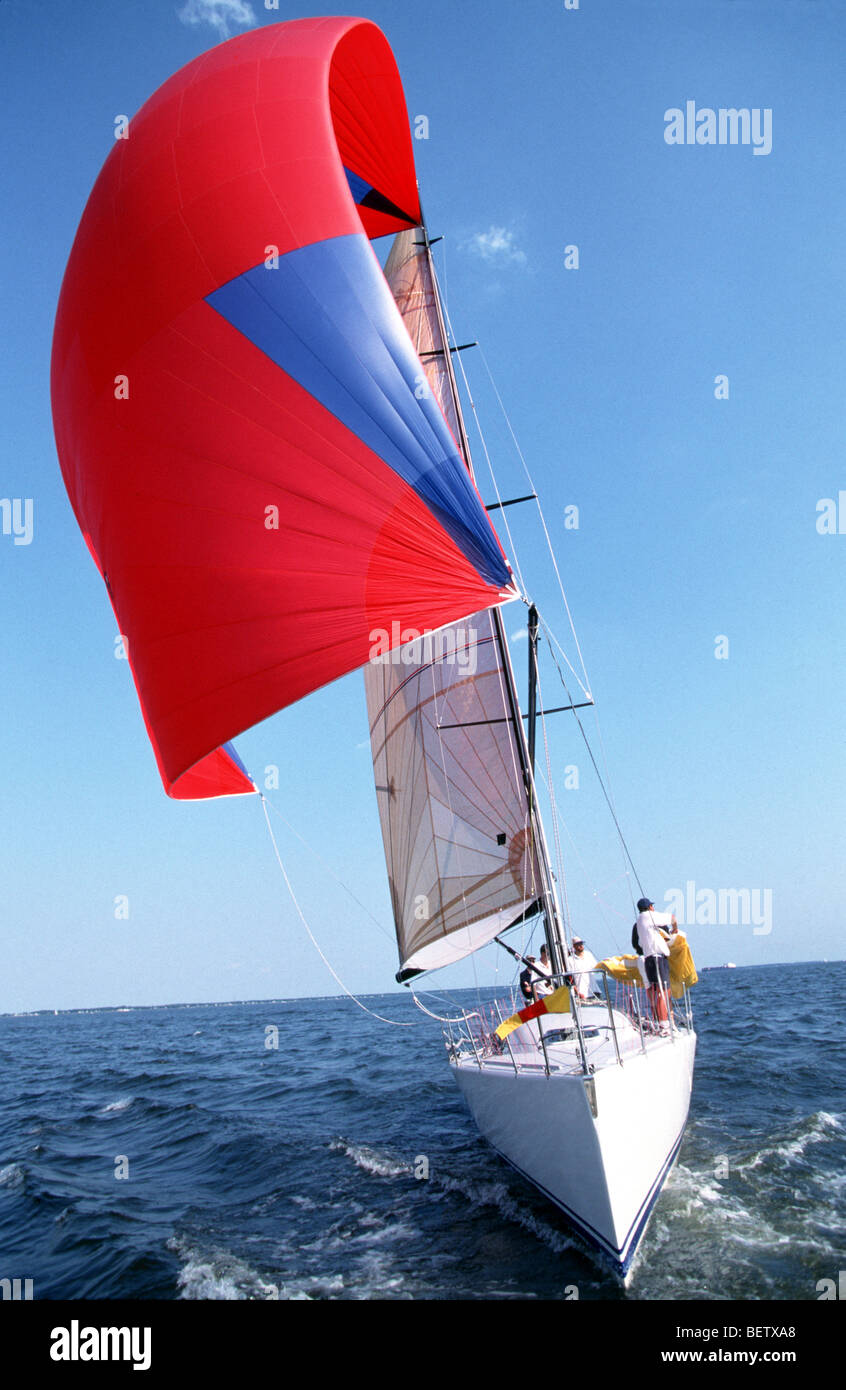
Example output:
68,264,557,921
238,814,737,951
365,230,542,978
365,609,543,976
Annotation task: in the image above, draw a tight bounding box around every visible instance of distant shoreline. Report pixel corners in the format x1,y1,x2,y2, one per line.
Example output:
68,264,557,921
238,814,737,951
3,961,844,1018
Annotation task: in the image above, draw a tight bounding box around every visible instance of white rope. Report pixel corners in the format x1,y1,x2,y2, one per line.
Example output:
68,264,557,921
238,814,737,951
411,992,476,1024
259,795,413,1028
261,793,395,943
538,617,593,704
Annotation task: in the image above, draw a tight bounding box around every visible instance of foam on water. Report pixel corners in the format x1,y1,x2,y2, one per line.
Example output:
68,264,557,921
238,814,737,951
168,1236,281,1301
739,1109,843,1171
330,1138,414,1179
0,1161,25,1189
435,1172,581,1258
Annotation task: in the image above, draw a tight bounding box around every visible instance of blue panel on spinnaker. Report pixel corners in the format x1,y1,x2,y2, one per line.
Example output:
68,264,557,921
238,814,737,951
344,167,372,203
222,740,250,778
207,233,510,591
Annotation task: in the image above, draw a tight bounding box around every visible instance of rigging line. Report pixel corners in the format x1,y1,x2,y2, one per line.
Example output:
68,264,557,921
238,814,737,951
259,794,414,1028
536,616,593,706
435,279,529,600
534,755,631,952
411,992,474,1024
261,793,395,944
592,869,636,900
539,613,631,901
538,621,645,900
540,614,637,915
415,983,479,1011
587,701,636,911
476,343,594,702
535,660,572,948
540,628,634,906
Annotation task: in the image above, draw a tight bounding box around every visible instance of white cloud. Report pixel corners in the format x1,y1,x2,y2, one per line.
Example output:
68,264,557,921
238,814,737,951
177,0,256,40
464,226,527,266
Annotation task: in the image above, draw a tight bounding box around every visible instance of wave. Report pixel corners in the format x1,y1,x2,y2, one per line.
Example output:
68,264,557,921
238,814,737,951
0,1162,25,1189
331,1135,592,1265
330,1138,414,1180
435,1172,581,1259
168,1236,281,1301
738,1110,843,1172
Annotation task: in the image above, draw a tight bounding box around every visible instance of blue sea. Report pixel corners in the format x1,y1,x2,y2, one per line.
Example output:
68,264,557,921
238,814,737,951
1,962,844,1301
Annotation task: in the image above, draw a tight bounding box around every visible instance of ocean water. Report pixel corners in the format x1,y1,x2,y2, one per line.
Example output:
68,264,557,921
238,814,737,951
1,962,843,1301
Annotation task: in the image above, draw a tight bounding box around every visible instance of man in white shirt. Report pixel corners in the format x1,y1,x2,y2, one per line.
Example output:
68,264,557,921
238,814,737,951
534,943,554,996
571,936,598,999
634,897,675,1029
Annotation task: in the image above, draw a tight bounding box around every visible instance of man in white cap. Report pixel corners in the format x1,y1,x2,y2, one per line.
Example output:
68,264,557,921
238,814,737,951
571,936,598,1000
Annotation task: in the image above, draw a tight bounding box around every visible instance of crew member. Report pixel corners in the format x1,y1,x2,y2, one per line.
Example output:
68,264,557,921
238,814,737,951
634,897,675,1029
571,936,598,1000
519,956,539,1003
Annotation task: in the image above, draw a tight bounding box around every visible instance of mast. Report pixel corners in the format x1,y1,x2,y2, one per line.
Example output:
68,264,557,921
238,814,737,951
418,217,571,980
527,604,540,783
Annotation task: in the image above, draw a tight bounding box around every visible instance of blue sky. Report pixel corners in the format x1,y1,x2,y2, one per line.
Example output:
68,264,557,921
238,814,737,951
2,0,844,1012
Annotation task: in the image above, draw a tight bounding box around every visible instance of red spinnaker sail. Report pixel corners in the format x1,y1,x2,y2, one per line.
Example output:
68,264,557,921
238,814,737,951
52,18,514,799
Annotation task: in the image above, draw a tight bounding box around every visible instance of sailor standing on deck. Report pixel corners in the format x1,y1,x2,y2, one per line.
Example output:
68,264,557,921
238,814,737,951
634,897,675,1028
571,936,598,1000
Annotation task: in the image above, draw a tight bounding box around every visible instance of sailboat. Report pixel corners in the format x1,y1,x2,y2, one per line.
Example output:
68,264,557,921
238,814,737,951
51,16,695,1279
366,229,697,1278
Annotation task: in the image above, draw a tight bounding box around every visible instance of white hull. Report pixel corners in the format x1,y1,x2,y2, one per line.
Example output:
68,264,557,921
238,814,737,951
451,1012,696,1275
